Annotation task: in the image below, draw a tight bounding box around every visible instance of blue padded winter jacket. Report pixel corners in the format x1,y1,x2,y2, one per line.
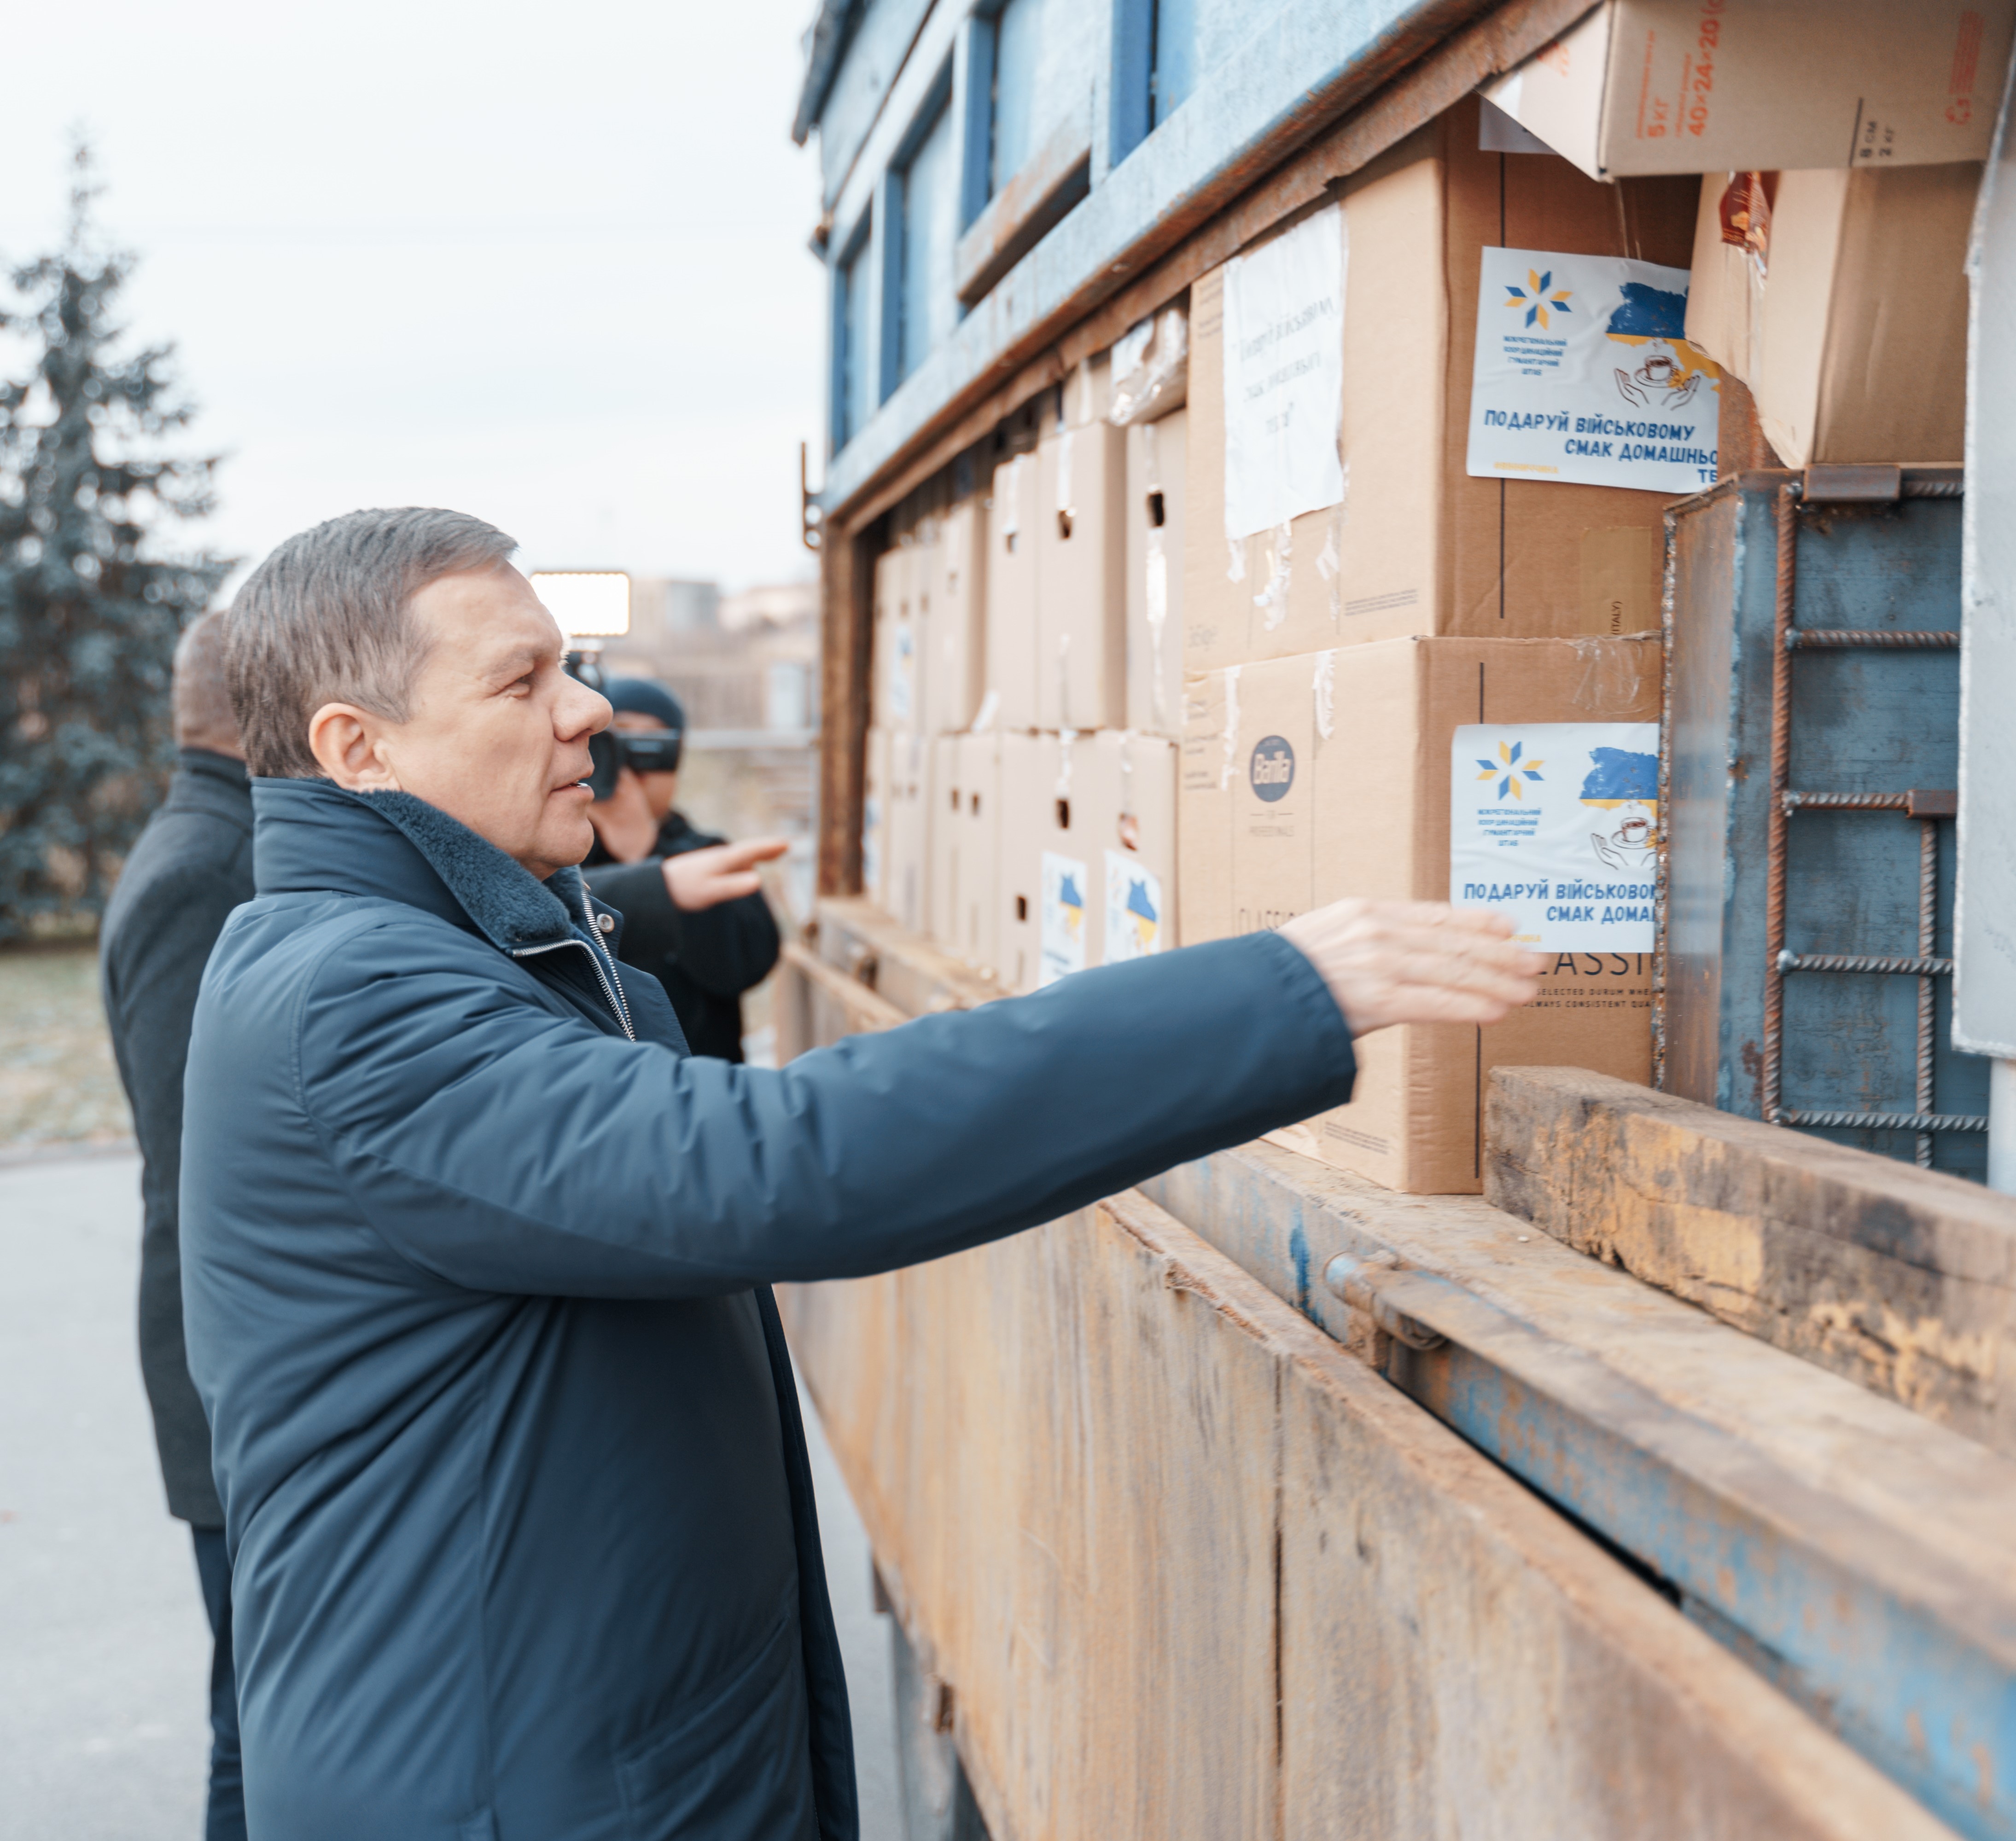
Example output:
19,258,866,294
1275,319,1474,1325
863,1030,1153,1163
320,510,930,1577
180,778,1357,1841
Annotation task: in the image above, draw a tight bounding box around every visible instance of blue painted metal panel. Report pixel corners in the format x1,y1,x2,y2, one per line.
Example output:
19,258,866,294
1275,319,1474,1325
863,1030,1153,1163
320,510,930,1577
815,0,1511,497
1666,471,1990,1178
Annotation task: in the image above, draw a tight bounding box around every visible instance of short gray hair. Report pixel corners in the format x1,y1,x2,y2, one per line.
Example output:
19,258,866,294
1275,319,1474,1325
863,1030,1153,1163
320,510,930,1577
226,508,518,779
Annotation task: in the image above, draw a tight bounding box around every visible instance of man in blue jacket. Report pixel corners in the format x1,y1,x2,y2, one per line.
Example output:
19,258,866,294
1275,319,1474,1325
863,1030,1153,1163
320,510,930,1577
183,508,1540,1841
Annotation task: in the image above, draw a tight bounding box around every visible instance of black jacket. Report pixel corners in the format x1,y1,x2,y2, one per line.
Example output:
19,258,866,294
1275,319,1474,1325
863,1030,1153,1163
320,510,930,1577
181,777,1357,1840
99,748,254,1527
584,812,781,1061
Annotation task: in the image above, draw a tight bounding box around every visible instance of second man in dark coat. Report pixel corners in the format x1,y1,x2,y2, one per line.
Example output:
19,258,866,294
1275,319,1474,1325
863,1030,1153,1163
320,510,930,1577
99,609,252,1841
583,677,783,1061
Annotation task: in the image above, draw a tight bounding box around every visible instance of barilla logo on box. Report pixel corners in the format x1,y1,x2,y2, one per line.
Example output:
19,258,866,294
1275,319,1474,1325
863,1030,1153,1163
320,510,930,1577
1249,736,1295,802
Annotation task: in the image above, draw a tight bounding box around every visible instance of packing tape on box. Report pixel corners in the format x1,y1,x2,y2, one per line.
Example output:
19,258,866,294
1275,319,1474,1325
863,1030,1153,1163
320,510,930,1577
1219,664,1243,790
1145,531,1170,732
1056,430,1075,521
1056,727,1078,799
1254,521,1292,631
1316,481,1344,587
1312,650,1336,742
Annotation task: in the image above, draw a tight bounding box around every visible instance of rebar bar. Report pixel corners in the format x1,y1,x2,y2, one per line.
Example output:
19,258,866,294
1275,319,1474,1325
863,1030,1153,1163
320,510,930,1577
1776,952,1953,977
1782,790,1912,812
1762,483,1799,1125
1784,630,1960,650
1917,819,1939,1166
1781,1109,1987,1132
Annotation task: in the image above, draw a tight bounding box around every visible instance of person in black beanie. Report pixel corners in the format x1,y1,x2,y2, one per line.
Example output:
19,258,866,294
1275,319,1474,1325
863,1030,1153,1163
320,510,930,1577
581,678,785,1061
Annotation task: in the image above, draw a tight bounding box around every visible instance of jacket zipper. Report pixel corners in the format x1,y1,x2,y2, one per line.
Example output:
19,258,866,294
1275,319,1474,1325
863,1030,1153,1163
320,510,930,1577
509,934,635,1041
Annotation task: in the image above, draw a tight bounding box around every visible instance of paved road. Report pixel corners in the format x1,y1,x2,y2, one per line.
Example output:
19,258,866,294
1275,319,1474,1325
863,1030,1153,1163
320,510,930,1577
0,1151,900,1840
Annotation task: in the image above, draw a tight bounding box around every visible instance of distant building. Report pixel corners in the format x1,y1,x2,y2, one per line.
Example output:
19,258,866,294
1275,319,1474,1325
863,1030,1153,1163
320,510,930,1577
601,576,818,739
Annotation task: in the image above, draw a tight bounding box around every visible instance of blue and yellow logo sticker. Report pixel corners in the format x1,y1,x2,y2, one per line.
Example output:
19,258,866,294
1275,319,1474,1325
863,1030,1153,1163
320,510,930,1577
1504,268,1573,331
1475,739,1545,801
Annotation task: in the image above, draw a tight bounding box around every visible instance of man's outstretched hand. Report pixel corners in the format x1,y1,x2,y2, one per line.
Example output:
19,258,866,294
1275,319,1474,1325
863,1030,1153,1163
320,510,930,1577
1279,900,1544,1037
663,837,790,912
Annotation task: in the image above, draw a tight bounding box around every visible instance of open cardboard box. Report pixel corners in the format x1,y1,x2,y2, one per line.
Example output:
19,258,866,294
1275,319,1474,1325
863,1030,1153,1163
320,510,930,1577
1484,0,2010,180
1684,163,1975,468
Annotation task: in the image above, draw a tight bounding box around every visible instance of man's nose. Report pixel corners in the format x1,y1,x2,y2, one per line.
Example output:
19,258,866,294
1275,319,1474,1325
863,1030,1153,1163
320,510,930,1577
560,683,611,741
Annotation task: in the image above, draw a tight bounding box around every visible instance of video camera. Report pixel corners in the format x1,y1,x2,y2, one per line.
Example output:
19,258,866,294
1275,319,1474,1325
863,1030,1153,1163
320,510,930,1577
565,650,684,802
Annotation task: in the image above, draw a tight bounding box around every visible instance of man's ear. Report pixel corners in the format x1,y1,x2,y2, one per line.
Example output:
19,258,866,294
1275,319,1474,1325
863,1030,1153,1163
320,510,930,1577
309,703,401,791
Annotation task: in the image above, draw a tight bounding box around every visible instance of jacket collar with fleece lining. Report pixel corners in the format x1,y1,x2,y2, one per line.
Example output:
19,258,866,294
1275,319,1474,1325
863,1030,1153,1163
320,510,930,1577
249,776,611,958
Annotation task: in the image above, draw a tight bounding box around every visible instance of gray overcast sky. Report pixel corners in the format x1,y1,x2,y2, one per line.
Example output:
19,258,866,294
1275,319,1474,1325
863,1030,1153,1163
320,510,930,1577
0,0,827,597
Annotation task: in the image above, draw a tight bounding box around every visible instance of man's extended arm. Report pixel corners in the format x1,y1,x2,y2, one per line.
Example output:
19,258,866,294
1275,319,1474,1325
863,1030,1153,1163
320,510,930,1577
292,924,1356,1299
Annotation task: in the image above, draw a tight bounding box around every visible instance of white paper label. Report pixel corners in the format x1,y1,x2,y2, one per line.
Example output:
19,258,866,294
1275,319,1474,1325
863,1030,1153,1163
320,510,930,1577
889,623,915,725
1451,722,1659,952
862,796,884,900
1104,852,1165,964
1221,205,1346,540
1467,248,1720,495
1039,851,1090,986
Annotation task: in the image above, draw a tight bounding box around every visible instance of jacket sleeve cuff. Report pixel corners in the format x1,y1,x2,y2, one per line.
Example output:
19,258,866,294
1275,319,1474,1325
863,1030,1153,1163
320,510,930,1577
1248,926,1356,1069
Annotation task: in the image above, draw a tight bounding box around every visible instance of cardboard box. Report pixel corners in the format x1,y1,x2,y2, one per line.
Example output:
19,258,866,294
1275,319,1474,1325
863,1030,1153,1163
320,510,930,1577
985,452,1041,730
872,545,924,731
1684,163,1974,468
1183,102,1697,674
1483,1,2011,181
930,733,962,953
1034,416,1127,731
862,725,891,907
1180,635,1660,1192
880,729,934,938
996,731,1047,992
947,731,1002,976
1125,407,1187,738
922,496,989,734
998,729,1179,993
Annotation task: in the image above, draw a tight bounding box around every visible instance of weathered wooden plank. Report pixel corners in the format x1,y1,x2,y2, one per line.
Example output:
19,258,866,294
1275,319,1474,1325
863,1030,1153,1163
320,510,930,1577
1142,1137,2016,1838
782,1185,1956,1840
780,939,911,1035
1484,1064,2016,1451
785,906,2005,1834
816,520,876,898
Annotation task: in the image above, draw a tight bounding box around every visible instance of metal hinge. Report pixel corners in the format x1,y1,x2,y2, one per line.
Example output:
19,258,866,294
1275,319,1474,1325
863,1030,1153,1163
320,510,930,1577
1323,1249,1446,1355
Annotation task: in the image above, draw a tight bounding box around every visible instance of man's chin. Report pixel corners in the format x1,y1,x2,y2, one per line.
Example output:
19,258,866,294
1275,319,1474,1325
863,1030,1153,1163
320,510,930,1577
528,806,597,880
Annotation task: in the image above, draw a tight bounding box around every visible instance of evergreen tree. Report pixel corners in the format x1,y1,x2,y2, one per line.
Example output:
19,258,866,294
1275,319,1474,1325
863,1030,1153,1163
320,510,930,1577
0,146,231,939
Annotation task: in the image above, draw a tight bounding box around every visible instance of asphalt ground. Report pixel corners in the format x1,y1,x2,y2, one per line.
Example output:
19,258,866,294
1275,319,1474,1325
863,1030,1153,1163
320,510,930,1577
0,1150,900,1840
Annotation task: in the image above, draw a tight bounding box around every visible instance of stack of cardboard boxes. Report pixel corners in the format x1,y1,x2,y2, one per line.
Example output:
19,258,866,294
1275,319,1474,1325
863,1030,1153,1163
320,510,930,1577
983,360,1184,995
864,482,989,939
861,63,1985,1196
866,360,1189,996
1177,99,1695,1193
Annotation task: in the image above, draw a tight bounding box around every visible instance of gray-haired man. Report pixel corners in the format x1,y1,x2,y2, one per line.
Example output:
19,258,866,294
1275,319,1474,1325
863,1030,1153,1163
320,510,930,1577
182,506,1541,1839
